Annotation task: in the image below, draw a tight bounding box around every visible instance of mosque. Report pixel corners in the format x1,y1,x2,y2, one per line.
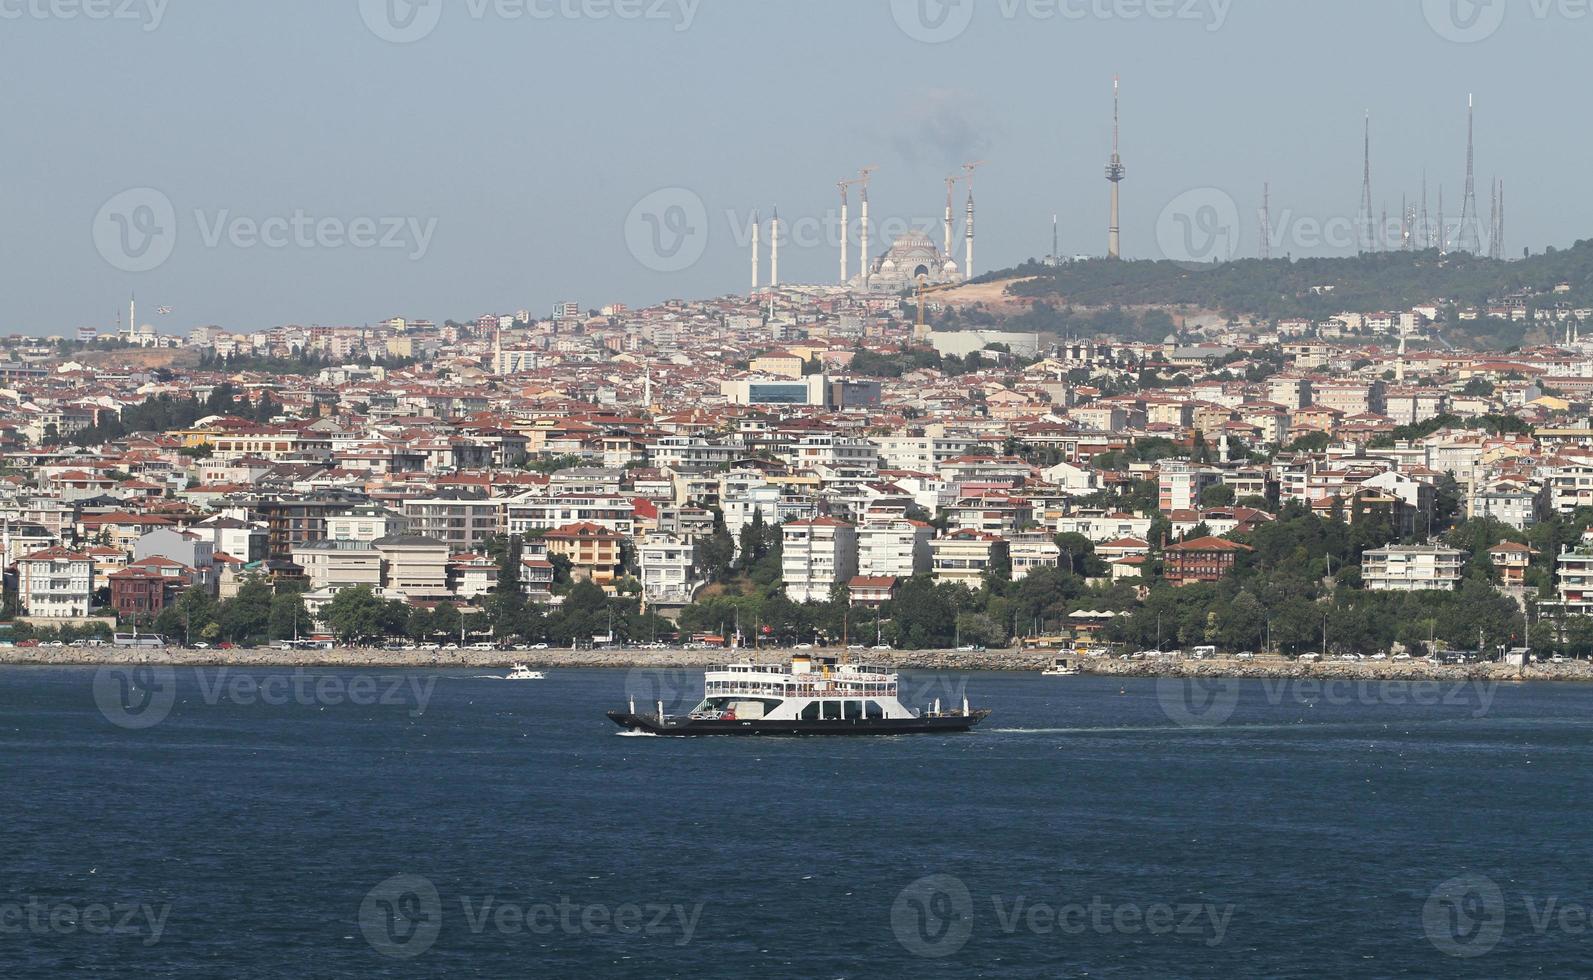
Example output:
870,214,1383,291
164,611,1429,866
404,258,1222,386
853,227,963,293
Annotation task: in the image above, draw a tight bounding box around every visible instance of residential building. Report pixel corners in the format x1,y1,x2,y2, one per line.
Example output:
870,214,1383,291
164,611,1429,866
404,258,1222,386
374,535,451,599
638,534,702,605
1362,545,1465,592
17,547,94,618
782,517,858,604
930,530,1008,588
1164,536,1252,587
856,517,933,580
543,522,624,584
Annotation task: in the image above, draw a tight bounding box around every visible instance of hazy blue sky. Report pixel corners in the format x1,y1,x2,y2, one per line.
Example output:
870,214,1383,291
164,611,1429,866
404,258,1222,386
3,0,1589,334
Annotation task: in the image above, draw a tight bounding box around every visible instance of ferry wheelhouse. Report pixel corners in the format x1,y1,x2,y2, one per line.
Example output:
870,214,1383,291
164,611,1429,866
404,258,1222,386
608,655,990,736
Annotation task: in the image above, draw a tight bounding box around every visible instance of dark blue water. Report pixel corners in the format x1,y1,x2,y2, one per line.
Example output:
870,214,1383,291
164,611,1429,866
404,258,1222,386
2,666,1590,978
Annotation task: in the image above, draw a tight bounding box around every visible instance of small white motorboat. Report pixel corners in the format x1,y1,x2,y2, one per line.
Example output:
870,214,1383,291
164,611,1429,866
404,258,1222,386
505,663,546,681
1041,659,1080,677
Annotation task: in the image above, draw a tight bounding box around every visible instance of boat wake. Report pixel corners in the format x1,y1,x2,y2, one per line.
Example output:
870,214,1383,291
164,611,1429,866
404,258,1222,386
614,729,661,737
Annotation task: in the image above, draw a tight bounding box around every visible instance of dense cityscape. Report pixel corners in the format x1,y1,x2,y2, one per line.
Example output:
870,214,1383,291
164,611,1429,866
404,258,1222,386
9,235,1593,665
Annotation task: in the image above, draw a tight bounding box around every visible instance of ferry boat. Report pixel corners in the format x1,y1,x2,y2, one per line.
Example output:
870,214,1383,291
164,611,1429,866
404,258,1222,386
607,655,990,736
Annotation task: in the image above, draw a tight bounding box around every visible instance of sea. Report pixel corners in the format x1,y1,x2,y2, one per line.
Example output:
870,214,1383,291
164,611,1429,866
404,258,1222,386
2,665,1590,978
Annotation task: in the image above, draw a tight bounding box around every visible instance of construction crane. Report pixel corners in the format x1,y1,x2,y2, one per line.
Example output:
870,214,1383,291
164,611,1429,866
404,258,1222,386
912,276,962,344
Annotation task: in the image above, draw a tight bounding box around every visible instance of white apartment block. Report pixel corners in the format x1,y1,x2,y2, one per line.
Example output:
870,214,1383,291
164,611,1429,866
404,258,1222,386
17,548,94,618
1007,532,1061,580
505,493,636,538
857,518,933,580
291,540,383,592
638,535,702,605
782,518,858,604
1361,545,1464,593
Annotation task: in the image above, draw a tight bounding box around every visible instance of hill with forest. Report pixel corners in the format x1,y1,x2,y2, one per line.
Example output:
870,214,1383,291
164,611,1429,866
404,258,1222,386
935,240,1593,348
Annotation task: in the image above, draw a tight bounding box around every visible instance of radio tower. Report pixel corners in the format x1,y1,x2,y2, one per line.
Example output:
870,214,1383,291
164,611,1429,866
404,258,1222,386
1105,76,1125,259
1420,172,1430,249
1490,178,1505,260
1456,94,1482,254
1259,182,1272,260
1437,186,1446,254
1359,111,1374,253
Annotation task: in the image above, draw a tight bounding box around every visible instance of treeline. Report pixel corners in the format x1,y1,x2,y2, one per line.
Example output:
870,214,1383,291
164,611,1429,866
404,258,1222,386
197,349,420,375
975,240,1593,336
51,384,281,447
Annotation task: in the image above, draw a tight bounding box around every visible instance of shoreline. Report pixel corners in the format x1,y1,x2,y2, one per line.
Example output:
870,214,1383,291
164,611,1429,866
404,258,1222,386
1,647,1590,683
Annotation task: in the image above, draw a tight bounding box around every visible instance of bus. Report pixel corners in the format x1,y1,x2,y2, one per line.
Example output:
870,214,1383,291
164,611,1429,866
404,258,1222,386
113,633,168,650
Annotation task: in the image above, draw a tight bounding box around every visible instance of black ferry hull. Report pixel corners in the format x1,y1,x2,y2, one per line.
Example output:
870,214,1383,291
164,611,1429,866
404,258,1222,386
606,710,991,736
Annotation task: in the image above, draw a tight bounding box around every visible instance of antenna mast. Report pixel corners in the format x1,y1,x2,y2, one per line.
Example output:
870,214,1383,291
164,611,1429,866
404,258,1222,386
1105,76,1125,259
1360,111,1374,253
1259,182,1271,260
1457,94,1482,254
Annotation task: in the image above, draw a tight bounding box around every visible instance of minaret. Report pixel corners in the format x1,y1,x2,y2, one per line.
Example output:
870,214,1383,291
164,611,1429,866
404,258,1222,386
1052,214,1060,265
751,211,761,293
838,184,849,285
964,188,975,278
859,182,871,289
1105,76,1125,259
770,209,780,288
1457,94,1482,255
129,295,136,337
944,177,956,261
1396,322,1407,383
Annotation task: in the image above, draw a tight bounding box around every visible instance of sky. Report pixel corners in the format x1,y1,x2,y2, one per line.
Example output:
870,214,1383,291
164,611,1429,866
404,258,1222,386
2,0,1590,336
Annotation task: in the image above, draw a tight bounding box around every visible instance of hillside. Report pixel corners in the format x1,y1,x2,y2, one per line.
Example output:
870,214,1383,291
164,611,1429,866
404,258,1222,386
958,240,1593,341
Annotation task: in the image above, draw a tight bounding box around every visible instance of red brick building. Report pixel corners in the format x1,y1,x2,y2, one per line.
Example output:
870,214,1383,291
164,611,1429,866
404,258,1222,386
1164,536,1253,586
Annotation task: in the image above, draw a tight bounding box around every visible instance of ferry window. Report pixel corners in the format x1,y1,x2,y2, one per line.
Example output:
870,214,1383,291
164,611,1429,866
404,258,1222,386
822,701,841,721
800,702,821,721
865,701,884,720
843,701,862,721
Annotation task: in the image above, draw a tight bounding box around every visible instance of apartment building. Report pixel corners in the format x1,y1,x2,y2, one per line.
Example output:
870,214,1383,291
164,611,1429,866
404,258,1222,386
1362,545,1464,593
782,518,858,604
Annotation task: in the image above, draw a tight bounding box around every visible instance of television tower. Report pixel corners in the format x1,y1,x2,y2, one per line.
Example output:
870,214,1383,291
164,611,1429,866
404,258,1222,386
1456,94,1482,254
1259,182,1272,260
1359,111,1374,253
1105,76,1125,259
